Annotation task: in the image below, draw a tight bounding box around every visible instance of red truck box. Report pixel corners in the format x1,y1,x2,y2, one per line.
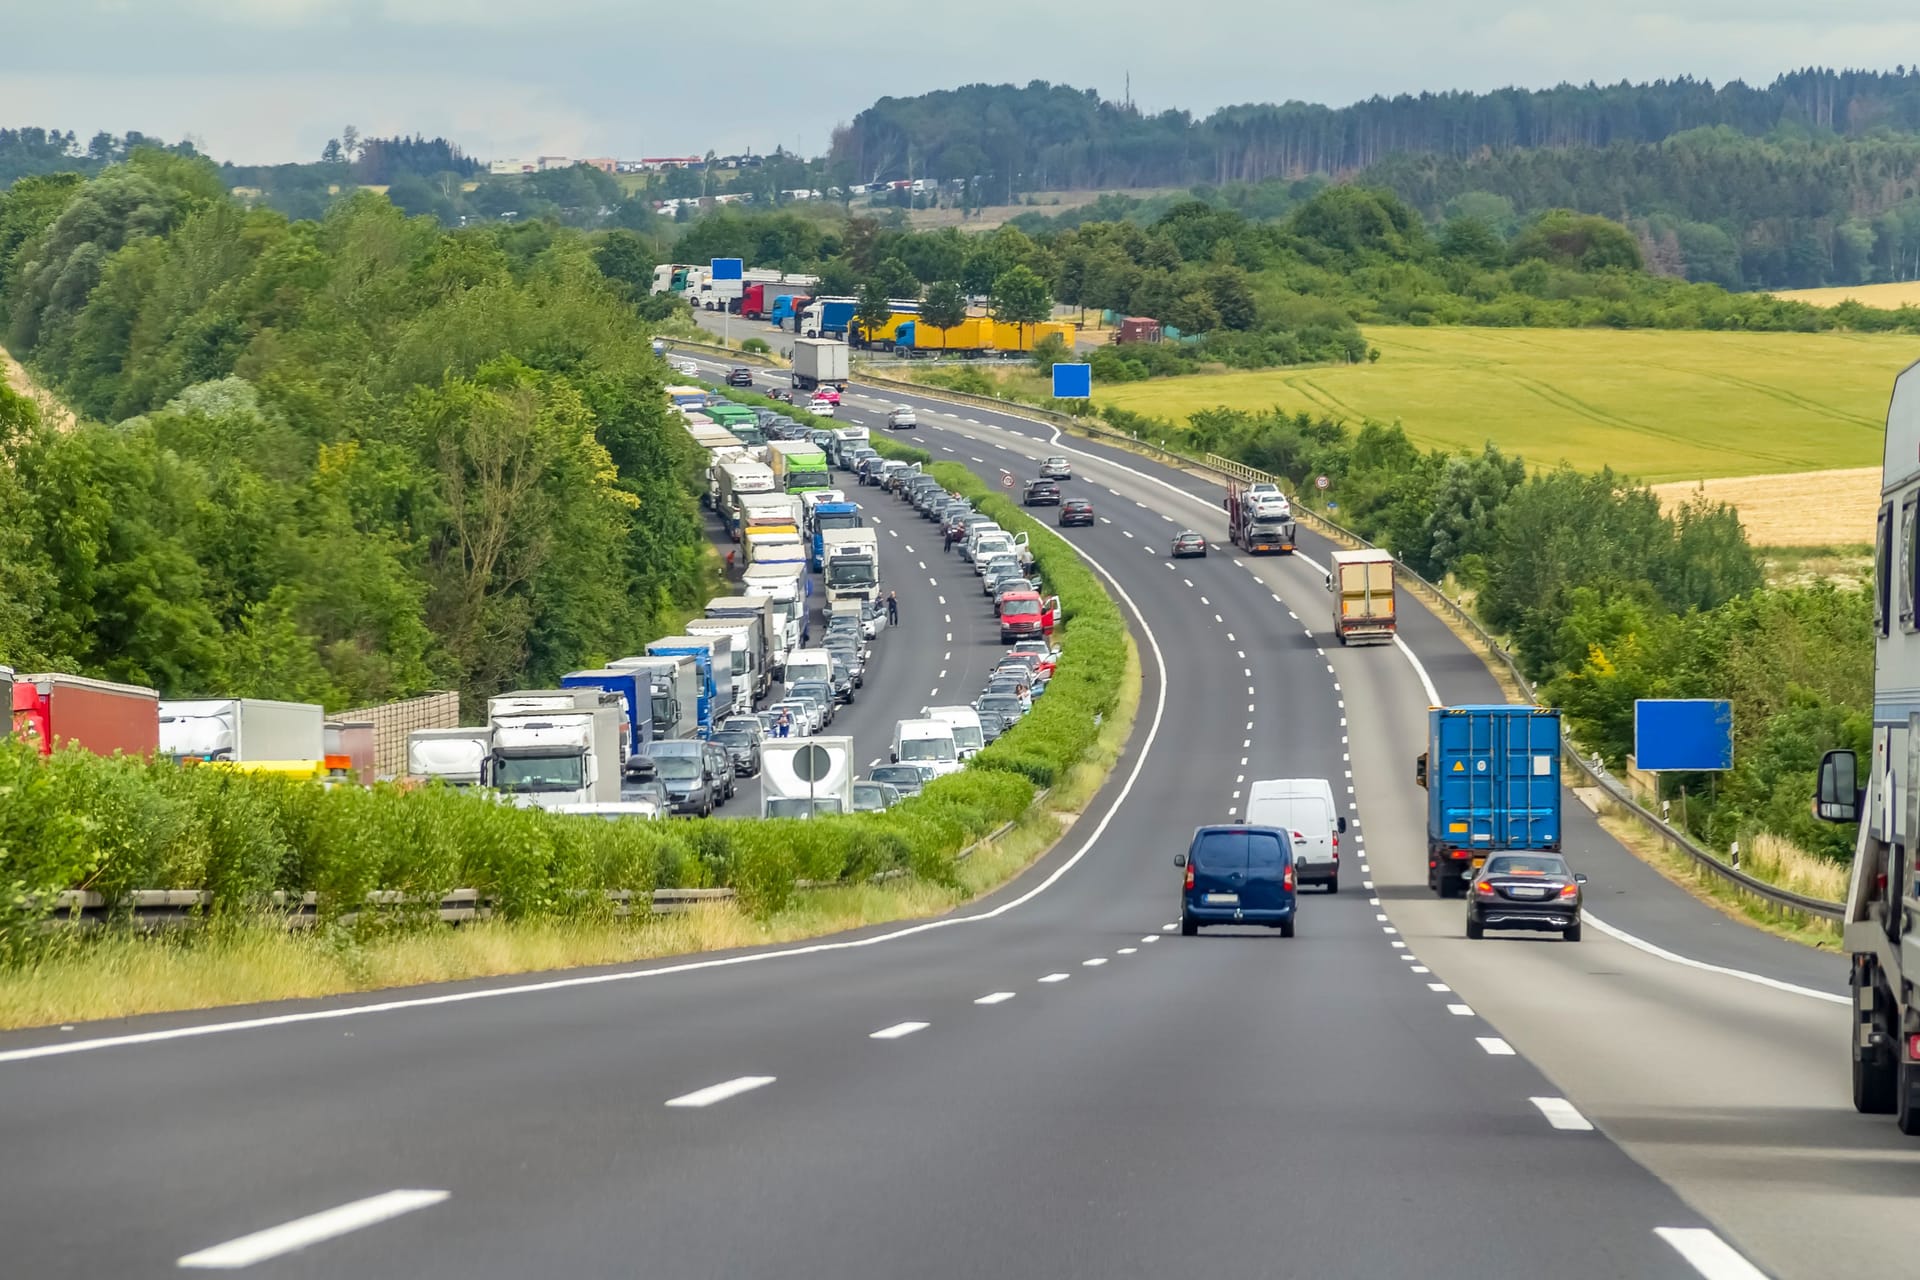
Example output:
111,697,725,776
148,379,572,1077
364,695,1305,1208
11,673,160,757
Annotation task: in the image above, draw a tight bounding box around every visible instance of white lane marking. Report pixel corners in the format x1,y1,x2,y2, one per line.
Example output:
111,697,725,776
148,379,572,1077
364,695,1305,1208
870,1021,930,1040
1236,649,1244,658
1038,973,1070,983
1427,982,1451,992
1243,739,1251,748
929,576,938,585
1083,957,1108,967
1400,954,1420,962
1117,947,1137,955
904,545,915,554
1655,1228,1768,1280
1375,913,1389,922
927,689,939,697
943,614,950,623
869,758,882,767
1477,1037,1516,1056
1584,913,1847,1005
1200,596,1210,605
0,477,1182,1070
1531,1096,1595,1132
1183,578,1193,587
1447,1004,1474,1016
1369,897,1380,905
177,1190,450,1270
1390,941,1406,948
1382,926,1398,935
919,560,926,570
1243,668,1252,677
665,1076,777,1108
1163,922,1179,931
937,595,946,605
941,446,956,453
1363,880,1374,889
971,456,984,463
1215,614,1223,623
1410,965,1430,973
938,669,946,680
1142,935,1159,943
975,992,1017,1005
1227,633,1236,642
943,651,951,660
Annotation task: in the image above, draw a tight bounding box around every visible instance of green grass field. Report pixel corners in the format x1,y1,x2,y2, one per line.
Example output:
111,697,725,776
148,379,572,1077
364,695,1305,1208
1096,327,1913,482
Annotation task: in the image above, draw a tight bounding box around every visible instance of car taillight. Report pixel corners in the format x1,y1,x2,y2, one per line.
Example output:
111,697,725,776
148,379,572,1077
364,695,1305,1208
1183,860,1195,891
1474,881,1499,898
1283,862,1295,891
1559,883,1579,898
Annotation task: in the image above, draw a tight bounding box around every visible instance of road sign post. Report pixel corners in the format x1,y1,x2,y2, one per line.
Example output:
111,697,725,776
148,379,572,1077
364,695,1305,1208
1002,473,1015,489
1315,475,1330,491
794,743,830,815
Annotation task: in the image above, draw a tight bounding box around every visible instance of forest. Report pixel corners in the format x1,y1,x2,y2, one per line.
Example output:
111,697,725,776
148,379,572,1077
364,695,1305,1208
0,150,710,714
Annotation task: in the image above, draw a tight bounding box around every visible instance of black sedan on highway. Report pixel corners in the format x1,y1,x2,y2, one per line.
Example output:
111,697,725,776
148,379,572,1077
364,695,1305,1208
1170,529,1209,558
1059,498,1095,527
1023,478,1062,506
1465,853,1587,941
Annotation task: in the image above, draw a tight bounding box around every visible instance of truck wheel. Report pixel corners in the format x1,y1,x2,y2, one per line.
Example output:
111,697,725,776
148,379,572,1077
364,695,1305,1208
1856,1041,1899,1115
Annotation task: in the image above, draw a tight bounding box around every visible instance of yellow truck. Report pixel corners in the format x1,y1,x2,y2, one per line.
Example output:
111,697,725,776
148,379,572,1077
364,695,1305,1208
1326,549,1397,646
898,318,1077,355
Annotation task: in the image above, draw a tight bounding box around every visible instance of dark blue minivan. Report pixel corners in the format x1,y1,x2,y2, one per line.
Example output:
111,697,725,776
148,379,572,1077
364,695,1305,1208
1175,825,1297,936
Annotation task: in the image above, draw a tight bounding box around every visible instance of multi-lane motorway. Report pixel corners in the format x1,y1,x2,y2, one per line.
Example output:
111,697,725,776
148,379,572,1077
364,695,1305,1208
0,332,1908,1278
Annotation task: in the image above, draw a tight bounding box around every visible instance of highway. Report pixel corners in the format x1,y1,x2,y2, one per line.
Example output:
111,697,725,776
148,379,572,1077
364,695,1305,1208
0,331,1903,1278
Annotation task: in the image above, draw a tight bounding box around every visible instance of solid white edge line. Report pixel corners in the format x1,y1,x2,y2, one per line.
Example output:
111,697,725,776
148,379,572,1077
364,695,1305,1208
1654,1227,1769,1280
0,526,1173,1068
1584,912,1847,1005
975,992,1016,1005
870,1021,930,1040
665,1075,778,1108
177,1190,450,1269
1529,1096,1595,1132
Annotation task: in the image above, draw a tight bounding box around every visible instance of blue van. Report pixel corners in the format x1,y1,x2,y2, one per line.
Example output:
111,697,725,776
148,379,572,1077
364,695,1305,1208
1175,825,1297,936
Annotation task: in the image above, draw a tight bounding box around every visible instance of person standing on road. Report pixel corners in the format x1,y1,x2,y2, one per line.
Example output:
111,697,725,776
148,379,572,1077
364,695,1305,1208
725,548,736,573
777,709,791,738
886,590,899,625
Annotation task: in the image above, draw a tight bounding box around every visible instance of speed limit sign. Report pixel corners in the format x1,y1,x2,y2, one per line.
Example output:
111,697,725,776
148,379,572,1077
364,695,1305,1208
1315,475,1330,490
1002,473,1015,489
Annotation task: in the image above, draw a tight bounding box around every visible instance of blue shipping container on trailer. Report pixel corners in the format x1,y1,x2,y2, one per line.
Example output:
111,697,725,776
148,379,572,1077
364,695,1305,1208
1423,705,1562,897
561,669,653,757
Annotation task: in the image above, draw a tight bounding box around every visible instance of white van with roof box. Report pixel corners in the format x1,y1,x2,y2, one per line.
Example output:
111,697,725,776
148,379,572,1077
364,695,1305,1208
1245,778,1346,892
922,705,984,759
891,718,962,776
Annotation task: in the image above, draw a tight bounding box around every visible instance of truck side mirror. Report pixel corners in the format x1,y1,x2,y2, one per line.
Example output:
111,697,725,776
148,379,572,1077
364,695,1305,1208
1415,752,1428,790
1324,572,1335,591
890,750,898,763
1815,749,1860,823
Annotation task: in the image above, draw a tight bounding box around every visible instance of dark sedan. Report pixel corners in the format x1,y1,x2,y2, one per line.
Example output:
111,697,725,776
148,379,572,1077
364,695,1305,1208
711,724,762,777
1170,529,1209,558
870,764,932,798
1466,853,1587,941
1023,478,1062,506
726,367,754,387
1058,499,1095,527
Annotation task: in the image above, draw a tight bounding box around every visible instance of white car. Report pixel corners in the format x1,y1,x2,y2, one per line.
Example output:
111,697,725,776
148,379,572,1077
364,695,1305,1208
887,406,918,430
1252,492,1292,518
807,398,837,418
673,359,699,376
769,699,815,737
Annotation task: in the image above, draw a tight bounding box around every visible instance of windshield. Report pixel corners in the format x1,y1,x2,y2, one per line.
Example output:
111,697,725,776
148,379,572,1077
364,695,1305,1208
649,694,674,729
787,469,832,491
1002,602,1041,620
731,425,766,445
827,559,877,588
980,697,1020,715
816,513,861,531
952,727,984,752
655,759,702,781
787,661,830,683
898,737,956,762
493,754,585,792
767,798,817,819
1486,855,1571,877
853,784,887,807
715,730,751,746
791,683,830,702
873,769,918,787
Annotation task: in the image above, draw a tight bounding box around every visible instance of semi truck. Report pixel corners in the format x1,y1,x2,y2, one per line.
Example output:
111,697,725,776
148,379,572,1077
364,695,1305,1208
645,636,725,736
11,673,159,758
768,440,833,493
486,689,627,809
406,727,494,787
1414,705,1563,899
822,528,881,607
159,698,327,773
769,294,811,330
562,668,659,757
894,318,1077,355
685,616,766,708
323,720,376,780
716,459,776,536
606,655,699,742
760,735,855,818
705,596,780,681
737,491,803,540
739,565,809,665
798,299,858,340
847,304,922,349
809,500,863,569
744,530,807,570
790,337,850,392
1813,357,1920,1131
1226,481,1297,555
1326,549,1397,645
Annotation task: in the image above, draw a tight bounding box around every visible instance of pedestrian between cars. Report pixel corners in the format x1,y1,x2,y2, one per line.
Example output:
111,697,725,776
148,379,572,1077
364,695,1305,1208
886,591,899,624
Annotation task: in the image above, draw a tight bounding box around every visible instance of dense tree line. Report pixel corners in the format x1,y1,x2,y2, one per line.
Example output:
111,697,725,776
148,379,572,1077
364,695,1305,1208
0,150,711,712
0,128,201,187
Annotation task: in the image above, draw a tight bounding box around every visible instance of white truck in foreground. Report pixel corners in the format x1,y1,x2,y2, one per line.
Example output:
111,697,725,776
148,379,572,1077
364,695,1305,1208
790,337,850,393
1817,357,1920,1132
761,735,854,818
822,528,881,607
487,689,626,810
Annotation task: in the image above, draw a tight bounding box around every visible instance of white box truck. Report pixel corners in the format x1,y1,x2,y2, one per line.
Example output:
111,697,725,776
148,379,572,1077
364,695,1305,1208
159,698,326,768
486,689,626,810
822,528,881,606
761,735,854,818
407,727,494,787
607,656,700,742
790,337,850,392
686,616,766,706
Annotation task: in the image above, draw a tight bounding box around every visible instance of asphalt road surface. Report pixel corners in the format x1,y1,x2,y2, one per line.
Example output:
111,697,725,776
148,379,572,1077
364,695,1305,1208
0,333,1892,1279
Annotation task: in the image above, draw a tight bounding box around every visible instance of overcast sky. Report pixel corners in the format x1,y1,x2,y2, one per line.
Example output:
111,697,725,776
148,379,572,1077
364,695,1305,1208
3,0,1917,164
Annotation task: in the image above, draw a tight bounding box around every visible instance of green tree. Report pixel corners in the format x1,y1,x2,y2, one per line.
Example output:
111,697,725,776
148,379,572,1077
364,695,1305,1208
1438,215,1505,267
592,229,657,302
1510,209,1644,272
871,255,921,300
853,282,894,346
919,280,967,351
988,264,1053,346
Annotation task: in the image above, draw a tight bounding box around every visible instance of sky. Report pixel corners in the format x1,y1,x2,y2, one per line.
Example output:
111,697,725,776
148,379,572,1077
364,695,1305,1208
3,0,1918,165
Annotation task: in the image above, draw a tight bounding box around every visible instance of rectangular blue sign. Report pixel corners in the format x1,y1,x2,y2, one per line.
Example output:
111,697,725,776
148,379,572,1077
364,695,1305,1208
1633,699,1733,771
1052,363,1091,398
710,257,744,281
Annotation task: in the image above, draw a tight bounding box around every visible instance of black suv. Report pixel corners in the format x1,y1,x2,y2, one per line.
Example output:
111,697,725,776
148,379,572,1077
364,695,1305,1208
1059,498,1095,527
1023,478,1062,507
726,367,754,387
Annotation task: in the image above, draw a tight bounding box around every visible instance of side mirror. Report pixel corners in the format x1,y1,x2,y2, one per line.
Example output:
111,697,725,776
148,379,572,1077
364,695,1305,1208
1173,853,1187,868
1324,572,1335,592
1574,873,1588,885
890,750,898,763
1337,816,1348,834
1814,749,1860,823
1415,752,1429,790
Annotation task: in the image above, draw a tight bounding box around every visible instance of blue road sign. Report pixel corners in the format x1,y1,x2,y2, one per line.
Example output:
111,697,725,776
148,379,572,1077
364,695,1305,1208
1634,699,1733,771
710,258,744,281
1052,363,1091,398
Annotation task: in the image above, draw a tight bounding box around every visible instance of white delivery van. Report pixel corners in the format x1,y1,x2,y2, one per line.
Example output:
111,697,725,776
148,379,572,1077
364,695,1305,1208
1244,778,1346,893
891,718,962,777
783,647,835,688
922,705,984,759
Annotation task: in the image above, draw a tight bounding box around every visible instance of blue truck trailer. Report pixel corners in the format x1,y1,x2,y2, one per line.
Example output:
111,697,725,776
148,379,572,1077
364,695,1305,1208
644,639,717,737
561,669,655,758
1416,705,1562,897
809,500,863,570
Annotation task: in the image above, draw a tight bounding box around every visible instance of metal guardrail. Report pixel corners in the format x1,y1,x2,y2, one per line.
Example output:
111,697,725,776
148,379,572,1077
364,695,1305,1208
874,378,1845,922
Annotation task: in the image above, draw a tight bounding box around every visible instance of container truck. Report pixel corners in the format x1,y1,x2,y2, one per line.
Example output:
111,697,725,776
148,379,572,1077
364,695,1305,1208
848,304,922,349
1326,549,1397,645
768,440,832,493
1226,481,1297,555
704,596,780,682
822,528,881,606
1811,358,1920,1131
809,500,863,569
664,384,711,410
744,530,806,570
160,698,327,773
407,727,493,787
761,735,855,818
11,673,159,758
644,637,724,736
738,491,803,539
717,459,776,536
607,655,699,742
739,569,808,667
769,294,811,330
1414,705,1563,899
790,337,850,391
562,668,659,757
687,617,768,706
323,720,376,780
486,689,626,809
798,299,858,341
738,282,770,319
